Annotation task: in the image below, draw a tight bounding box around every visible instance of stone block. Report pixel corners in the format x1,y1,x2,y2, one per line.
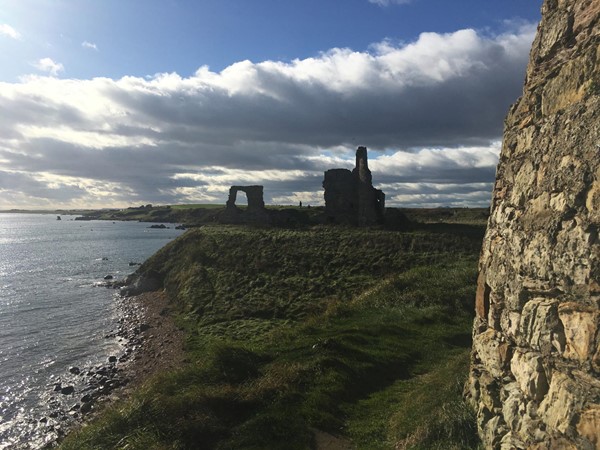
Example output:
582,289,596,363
518,299,563,355
500,431,525,450
576,405,600,448
501,382,525,431
510,350,549,401
473,329,510,379
558,302,599,361
539,372,583,434
479,370,502,412
481,415,508,450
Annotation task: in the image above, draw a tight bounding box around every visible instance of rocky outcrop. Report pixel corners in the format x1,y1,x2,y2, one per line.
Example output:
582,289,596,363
467,1,600,449
120,270,162,297
323,147,385,225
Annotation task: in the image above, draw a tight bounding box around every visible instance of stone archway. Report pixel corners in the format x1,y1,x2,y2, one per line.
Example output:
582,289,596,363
226,185,265,211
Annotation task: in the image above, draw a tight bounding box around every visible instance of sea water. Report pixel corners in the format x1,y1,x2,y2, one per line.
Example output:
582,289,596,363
0,214,183,449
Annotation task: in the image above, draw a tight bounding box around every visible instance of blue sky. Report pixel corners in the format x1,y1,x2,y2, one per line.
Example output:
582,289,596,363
0,0,542,209
1,1,541,81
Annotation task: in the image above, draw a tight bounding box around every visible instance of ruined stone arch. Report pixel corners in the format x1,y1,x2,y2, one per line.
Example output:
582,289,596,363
226,185,265,211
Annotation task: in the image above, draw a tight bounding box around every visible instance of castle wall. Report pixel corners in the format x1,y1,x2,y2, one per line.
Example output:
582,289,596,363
467,1,600,448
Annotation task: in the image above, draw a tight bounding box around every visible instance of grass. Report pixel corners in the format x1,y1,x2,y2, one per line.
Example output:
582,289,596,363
345,350,480,450
60,222,483,450
169,204,225,210
399,208,489,226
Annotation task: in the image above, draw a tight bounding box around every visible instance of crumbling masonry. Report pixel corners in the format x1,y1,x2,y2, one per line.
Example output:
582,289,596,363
466,1,600,448
220,185,269,224
323,147,385,225
226,185,265,211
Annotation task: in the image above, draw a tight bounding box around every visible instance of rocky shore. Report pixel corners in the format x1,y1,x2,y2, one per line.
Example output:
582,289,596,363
36,290,185,449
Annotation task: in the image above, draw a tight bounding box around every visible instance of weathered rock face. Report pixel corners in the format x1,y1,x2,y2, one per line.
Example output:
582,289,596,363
467,1,600,449
323,147,385,225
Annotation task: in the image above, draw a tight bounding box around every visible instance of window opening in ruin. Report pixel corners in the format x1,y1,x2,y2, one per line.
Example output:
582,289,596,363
237,192,248,209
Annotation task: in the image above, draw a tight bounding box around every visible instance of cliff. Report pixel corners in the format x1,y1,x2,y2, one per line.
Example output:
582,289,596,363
467,0,600,449
61,222,486,449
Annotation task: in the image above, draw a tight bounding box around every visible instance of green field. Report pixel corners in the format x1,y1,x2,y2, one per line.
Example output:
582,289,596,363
60,218,484,450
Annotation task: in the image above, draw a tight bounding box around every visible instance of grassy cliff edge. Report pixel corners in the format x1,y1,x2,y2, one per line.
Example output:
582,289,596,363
61,222,484,449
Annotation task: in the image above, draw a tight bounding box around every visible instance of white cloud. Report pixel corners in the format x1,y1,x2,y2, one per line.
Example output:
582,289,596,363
171,169,311,185
0,24,21,40
82,41,98,51
368,0,412,6
371,143,501,178
387,184,494,208
0,25,536,209
32,58,64,76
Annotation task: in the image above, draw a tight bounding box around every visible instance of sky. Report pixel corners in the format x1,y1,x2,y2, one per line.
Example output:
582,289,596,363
0,0,543,209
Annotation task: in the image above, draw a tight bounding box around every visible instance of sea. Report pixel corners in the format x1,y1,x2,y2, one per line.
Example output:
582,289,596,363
0,214,184,449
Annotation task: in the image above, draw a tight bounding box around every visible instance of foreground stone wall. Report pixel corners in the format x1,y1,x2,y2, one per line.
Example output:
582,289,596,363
467,1,600,448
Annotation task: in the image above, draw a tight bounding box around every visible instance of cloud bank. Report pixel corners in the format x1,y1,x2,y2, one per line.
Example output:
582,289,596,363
0,25,535,209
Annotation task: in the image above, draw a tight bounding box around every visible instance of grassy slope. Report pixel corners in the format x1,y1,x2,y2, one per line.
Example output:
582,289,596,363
60,222,484,450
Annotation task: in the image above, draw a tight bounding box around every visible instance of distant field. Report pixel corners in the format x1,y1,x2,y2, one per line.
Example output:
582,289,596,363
400,207,489,225
168,203,224,210
61,221,484,450
68,204,490,231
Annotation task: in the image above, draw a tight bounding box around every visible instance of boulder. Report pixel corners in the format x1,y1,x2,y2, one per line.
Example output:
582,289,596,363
60,386,74,395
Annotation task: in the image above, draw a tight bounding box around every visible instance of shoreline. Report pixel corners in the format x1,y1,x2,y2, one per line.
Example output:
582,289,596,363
116,290,186,393
40,290,186,449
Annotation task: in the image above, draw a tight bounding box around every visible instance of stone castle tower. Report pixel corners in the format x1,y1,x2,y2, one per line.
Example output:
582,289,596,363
323,146,385,225
467,0,600,448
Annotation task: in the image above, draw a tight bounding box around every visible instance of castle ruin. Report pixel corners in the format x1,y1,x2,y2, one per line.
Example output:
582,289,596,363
220,185,269,224
323,146,385,225
226,185,265,211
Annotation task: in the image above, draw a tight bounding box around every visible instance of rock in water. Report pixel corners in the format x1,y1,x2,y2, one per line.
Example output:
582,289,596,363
60,386,74,395
467,1,600,449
